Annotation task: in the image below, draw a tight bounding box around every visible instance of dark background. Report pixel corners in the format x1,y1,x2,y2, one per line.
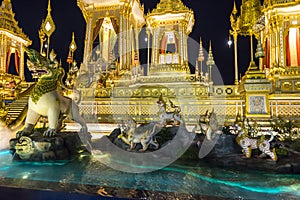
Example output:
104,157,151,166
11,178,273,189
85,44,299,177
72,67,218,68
10,0,257,85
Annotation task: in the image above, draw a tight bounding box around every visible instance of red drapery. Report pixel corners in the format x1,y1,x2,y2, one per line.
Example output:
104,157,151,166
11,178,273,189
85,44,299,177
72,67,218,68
14,50,19,74
263,39,270,69
110,18,119,34
92,18,104,43
297,28,300,66
6,49,11,72
161,33,179,54
263,40,267,68
286,33,291,66
161,35,167,54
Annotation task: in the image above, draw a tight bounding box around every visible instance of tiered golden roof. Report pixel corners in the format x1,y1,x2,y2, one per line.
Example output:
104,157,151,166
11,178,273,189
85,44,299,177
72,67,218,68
146,0,194,34
0,0,30,42
149,0,190,15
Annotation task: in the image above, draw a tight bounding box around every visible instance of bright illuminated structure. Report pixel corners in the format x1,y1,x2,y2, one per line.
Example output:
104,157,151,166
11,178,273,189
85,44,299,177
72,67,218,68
76,0,236,125
77,0,145,77
146,0,194,75
0,0,31,81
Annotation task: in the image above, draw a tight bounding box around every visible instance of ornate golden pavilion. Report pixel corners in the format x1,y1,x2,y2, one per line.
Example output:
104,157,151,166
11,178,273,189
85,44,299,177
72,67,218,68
1,0,300,127
0,0,31,81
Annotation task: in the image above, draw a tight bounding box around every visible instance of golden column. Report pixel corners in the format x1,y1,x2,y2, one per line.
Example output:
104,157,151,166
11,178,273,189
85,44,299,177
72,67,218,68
19,44,25,81
146,28,151,75
230,1,240,85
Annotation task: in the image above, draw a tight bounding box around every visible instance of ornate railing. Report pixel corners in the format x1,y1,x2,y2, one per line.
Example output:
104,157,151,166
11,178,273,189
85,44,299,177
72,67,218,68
270,99,300,120
79,99,244,124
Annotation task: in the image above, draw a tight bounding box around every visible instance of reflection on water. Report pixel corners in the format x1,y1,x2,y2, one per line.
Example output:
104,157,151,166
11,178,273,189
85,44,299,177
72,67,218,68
0,149,300,199
0,123,15,150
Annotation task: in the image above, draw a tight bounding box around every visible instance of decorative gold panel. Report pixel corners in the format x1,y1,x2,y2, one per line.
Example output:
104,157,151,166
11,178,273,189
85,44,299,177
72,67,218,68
295,82,300,90
281,82,292,91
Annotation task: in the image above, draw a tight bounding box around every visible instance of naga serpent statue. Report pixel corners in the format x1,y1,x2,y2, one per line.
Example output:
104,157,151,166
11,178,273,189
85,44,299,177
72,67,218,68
17,47,87,138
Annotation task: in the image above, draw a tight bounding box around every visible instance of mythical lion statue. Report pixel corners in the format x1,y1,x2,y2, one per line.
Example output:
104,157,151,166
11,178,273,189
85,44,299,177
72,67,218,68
17,47,87,138
234,123,277,161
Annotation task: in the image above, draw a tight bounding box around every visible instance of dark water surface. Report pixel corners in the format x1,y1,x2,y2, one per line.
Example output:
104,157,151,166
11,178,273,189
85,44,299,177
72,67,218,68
0,150,299,199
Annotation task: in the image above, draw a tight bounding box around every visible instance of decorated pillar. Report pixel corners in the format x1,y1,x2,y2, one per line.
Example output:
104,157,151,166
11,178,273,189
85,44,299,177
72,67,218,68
119,14,123,73
0,35,7,73
146,28,151,75
19,44,25,80
179,25,184,65
82,17,93,71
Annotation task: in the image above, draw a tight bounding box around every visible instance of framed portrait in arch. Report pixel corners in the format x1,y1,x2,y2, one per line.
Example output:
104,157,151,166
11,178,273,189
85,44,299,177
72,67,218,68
248,95,267,114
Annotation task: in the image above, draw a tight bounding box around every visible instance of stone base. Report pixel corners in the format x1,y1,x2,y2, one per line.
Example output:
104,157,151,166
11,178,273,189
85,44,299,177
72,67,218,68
9,130,91,162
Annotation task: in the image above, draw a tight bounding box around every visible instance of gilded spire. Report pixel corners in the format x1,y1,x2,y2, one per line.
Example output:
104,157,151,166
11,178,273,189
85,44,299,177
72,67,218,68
47,0,51,14
197,37,205,76
198,37,205,62
206,41,215,83
69,32,77,53
230,0,239,31
40,0,56,58
206,41,215,67
42,0,56,37
232,1,237,15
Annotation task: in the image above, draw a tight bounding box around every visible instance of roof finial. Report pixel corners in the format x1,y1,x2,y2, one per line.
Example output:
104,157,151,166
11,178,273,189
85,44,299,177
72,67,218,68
47,0,51,14
198,37,205,76
198,37,205,62
207,41,215,66
206,40,215,83
232,1,237,15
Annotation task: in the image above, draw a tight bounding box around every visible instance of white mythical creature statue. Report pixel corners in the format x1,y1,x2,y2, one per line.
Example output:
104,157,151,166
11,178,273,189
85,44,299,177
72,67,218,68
119,116,162,152
17,48,87,138
197,110,222,141
156,95,182,126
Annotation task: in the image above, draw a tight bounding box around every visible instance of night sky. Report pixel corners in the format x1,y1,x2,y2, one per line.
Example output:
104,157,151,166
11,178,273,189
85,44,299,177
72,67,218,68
10,0,254,85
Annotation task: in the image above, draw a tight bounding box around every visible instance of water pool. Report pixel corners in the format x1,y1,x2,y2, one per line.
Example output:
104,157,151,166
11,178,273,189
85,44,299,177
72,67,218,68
0,150,300,199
